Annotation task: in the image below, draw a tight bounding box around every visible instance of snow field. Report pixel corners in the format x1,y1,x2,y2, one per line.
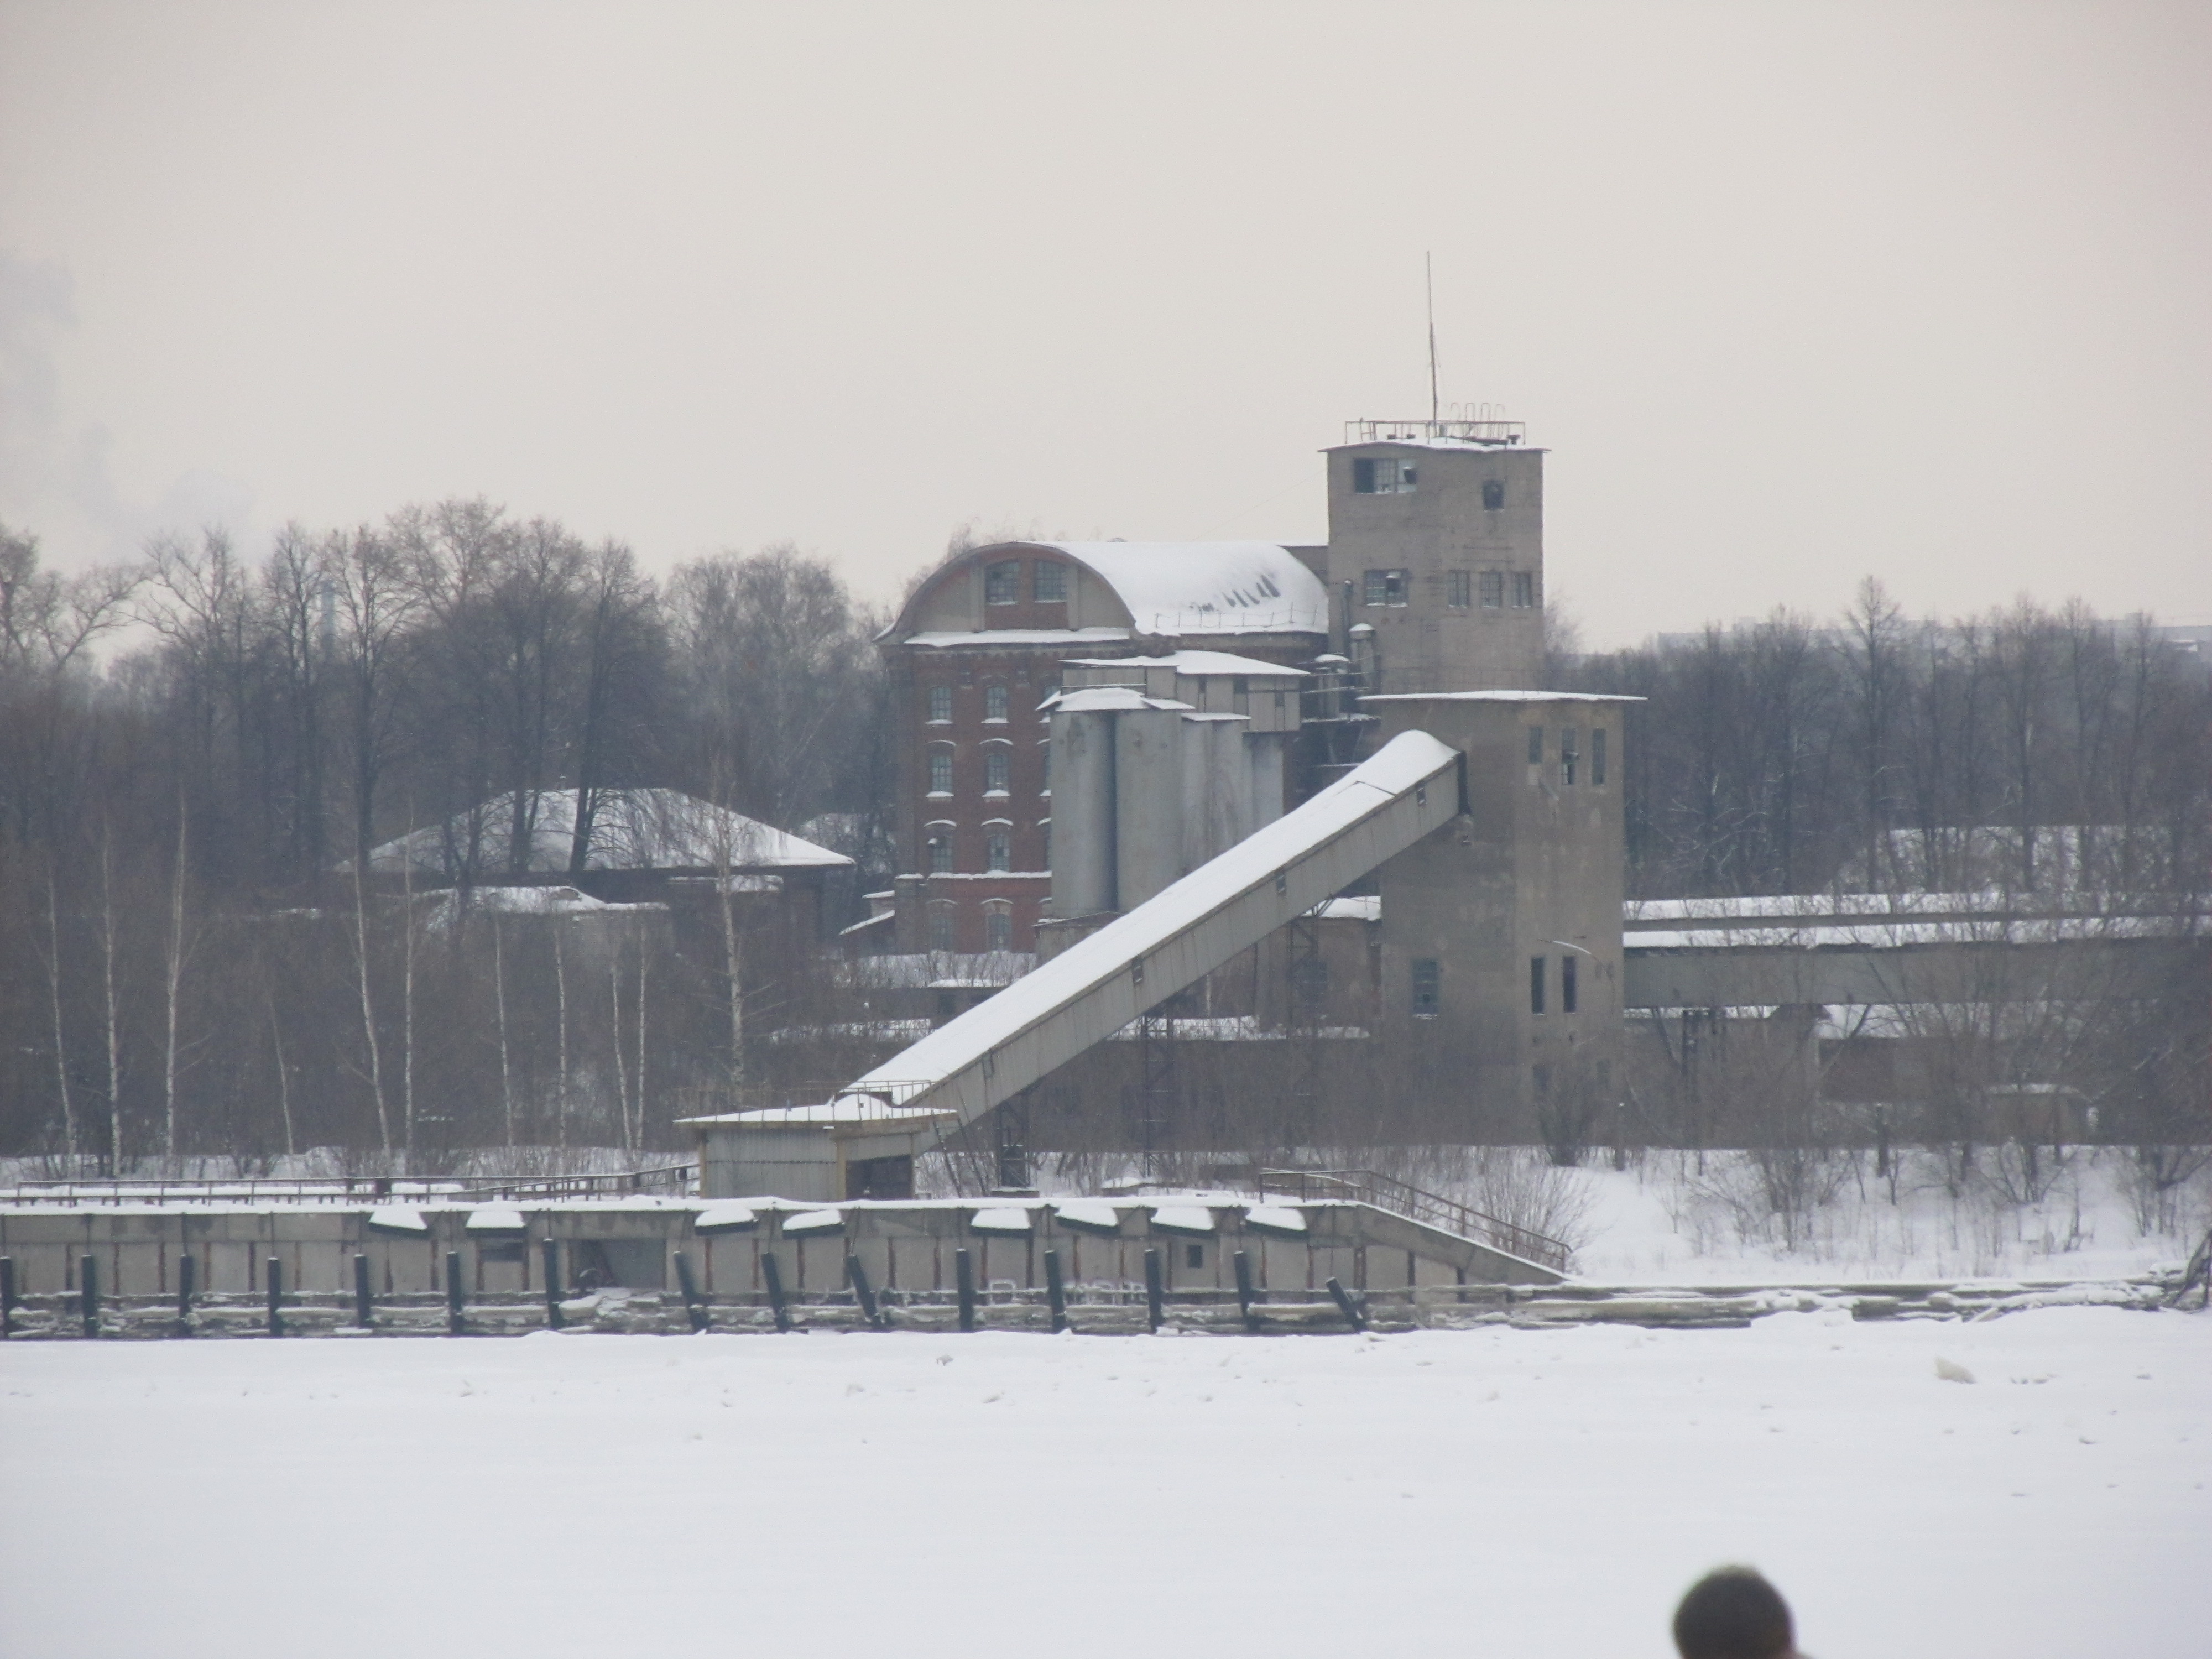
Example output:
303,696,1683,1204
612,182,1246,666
3,1307,2206,1659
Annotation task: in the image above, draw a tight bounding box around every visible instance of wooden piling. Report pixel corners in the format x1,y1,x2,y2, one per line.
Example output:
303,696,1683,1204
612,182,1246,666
761,1251,792,1332
1233,1249,1261,1333
1143,1247,1165,1332
1044,1248,1068,1334
352,1253,373,1329
1,1256,15,1339
265,1256,285,1338
844,1253,884,1331
675,1251,709,1333
79,1253,99,1338
1326,1276,1365,1332
445,1250,465,1335
541,1238,563,1330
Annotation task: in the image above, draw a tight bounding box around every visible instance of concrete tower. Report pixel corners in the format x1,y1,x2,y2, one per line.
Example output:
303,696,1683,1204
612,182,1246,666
1325,418,1546,695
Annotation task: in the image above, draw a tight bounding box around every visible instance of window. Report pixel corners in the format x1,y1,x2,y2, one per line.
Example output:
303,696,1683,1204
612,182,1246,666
1447,571,1472,609
1480,570,1505,609
927,685,952,723
1592,728,1608,787
927,902,956,952
1560,728,1579,787
983,683,1008,722
1232,675,1249,715
985,831,1011,872
1512,571,1537,609
983,902,1013,952
927,749,953,795
1039,740,1051,794
1530,955,1547,1015
1527,726,1544,765
1482,479,1505,510
984,561,1021,605
1185,1243,1206,1269
1562,954,1579,1014
1363,569,1411,607
1411,957,1441,1018
1353,456,1416,494
925,822,954,874
1038,818,1051,865
983,748,1011,795
1032,561,1067,602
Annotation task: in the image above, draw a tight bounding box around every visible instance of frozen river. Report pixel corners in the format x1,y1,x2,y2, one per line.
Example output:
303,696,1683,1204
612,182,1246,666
3,1305,2206,1658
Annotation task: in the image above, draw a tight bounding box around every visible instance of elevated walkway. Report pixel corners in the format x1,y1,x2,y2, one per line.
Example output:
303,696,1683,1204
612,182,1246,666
836,731,1463,1127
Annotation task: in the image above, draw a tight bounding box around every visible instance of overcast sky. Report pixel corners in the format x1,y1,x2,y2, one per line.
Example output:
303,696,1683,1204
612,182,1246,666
2,1,2205,646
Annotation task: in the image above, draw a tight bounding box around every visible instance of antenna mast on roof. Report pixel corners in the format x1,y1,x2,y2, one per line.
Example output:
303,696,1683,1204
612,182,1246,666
1425,251,1440,424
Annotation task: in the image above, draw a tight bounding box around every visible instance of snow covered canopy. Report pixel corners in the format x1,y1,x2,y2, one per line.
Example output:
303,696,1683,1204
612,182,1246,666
363,788,850,880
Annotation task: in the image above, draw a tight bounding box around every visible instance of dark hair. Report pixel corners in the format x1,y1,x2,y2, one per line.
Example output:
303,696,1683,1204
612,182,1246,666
1672,1567,1796,1659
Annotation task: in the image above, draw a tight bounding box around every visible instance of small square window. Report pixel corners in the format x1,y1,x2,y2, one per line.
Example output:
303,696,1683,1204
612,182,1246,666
983,684,1008,721
1479,570,1505,609
1447,571,1472,609
1562,954,1579,1014
1032,562,1067,602
1411,957,1440,1018
1592,728,1608,787
984,561,1021,606
927,685,952,723
1482,479,1505,510
1530,955,1547,1016
1185,1244,1205,1270
1363,569,1410,607
1511,571,1537,609
1527,726,1543,765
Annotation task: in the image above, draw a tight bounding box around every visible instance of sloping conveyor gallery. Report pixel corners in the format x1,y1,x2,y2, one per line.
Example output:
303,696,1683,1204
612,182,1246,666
837,729,1463,1130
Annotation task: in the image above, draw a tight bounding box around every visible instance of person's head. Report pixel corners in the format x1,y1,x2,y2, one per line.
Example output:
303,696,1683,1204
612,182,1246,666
1672,1567,1797,1659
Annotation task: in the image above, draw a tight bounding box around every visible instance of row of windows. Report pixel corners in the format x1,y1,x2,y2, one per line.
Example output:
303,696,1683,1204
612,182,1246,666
1406,953,1584,1016
1527,726,1608,787
927,899,1017,952
984,560,1070,606
1363,568,1536,609
928,743,1044,796
927,682,1044,723
1350,460,1509,511
923,820,1050,873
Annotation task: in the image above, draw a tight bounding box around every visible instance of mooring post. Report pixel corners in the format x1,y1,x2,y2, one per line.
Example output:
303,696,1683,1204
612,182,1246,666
1043,1248,1068,1333
954,1248,977,1333
844,1253,884,1331
445,1250,465,1335
1142,1246,1165,1333
80,1253,100,1338
351,1253,373,1329
265,1256,285,1338
540,1238,563,1330
1,1256,15,1339
674,1251,709,1333
1325,1276,1365,1333
1233,1249,1261,1333
177,1250,197,1334
761,1251,792,1332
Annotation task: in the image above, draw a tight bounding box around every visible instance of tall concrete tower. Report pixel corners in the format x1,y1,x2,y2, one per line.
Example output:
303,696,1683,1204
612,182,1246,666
1325,418,1545,694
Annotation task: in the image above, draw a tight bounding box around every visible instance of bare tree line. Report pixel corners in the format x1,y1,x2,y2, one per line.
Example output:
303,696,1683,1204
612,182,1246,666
0,509,890,1172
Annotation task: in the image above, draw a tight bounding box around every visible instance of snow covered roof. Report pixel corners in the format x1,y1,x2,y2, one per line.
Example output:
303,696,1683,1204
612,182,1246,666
1063,651,1310,679
1041,542,1327,636
1361,690,1644,705
365,788,851,879
676,1099,958,1128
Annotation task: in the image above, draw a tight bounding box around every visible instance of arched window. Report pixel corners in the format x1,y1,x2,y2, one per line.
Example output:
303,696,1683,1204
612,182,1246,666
927,685,952,723
927,901,957,953
925,820,955,874
985,830,1011,872
927,747,954,796
983,746,1011,795
984,684,1009,722
983,901,1014,953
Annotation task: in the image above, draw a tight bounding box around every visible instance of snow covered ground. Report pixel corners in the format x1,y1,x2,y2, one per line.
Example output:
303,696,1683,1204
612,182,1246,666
4,1306,2206,1658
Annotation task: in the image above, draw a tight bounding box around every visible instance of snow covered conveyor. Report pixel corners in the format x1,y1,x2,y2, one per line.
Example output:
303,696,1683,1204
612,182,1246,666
839,731,1463,1128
